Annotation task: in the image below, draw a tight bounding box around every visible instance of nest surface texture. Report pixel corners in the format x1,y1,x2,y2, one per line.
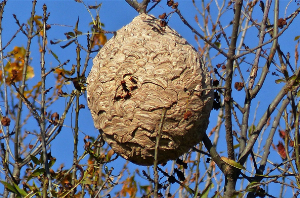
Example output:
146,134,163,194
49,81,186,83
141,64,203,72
87,14,213,166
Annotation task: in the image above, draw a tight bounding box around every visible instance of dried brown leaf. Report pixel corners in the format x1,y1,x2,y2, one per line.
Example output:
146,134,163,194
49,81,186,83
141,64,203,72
278,129,286,139
234,82,244,91
195,15,198,23
277,141,287,159
1,117,10,126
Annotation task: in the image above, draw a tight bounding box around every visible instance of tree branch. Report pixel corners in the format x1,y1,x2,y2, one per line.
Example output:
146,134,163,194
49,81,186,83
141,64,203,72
223,0,243,197
175,8,229,59
235,7,300,61
258,94,290,174
238,69,296,165
125,0,150,14
202,133,226,173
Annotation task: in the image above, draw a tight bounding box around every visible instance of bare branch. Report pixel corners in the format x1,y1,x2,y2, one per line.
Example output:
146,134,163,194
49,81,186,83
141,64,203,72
258,96,289,174
175,8,229,59
238,76,297,164
125,0,150,14
223,1,244,197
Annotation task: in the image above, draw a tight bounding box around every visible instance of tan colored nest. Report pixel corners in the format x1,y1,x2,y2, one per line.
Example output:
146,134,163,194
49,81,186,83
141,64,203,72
87,14,213,166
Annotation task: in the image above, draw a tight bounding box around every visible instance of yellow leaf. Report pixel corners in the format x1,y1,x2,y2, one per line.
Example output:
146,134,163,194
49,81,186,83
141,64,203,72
33,15,42,27
87,159,94,165
92,33,107,49
99,33,107,45
12,46,26,60
26,65,35,79
2,61,34,85
33,81,42,89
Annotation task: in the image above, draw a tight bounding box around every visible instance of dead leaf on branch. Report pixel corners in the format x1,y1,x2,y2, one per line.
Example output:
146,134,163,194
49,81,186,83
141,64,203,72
278,18,287,29
51,112,59,125
278,129,286,139
234,82,244,91
1,117,10,126
277,141,287,159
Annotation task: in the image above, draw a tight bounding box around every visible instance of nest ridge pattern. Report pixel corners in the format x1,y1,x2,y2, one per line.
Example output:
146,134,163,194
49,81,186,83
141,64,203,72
87,14,213,165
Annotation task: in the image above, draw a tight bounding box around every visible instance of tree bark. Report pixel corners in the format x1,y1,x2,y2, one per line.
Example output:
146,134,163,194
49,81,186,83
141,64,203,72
223,0,243,197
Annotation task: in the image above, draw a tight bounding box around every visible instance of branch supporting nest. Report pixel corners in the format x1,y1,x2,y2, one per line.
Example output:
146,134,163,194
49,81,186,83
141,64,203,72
125,0,150,14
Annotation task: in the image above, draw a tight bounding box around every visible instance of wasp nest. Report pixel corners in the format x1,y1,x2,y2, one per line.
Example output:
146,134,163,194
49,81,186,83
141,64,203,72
87,14,213,166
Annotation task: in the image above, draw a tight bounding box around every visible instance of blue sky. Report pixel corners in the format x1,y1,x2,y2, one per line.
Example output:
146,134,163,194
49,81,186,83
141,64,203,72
1,0,299,197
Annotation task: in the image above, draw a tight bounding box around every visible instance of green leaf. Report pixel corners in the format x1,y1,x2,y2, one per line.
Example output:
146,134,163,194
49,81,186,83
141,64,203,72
221,156,246,170
65,31,75,38
82,177,92,185
30,155,40,165
49,50,61,64
74,30,82,36
49,157,56,168
28,168,45,181
295,35,300,41
246,181,260,192
13,183,28,196
233,144,240,149
0,180,19,194
199,182,213,198
287,74,296,81
248,125,256,137
32,181,42,196
39,153,44,164
211,191,221,198
275,78,285,84
214,41,221,48
51,190,58,197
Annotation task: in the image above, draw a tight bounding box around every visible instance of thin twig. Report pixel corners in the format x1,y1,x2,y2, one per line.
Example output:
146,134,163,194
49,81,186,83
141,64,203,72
147,0,161,13
258,97,290,174
40,4,52,197
175,8,229,59
93,167,114,198
153,108,167,198
12,14,27,36
1,24,24,53
20,93,76,167
43,59,70,78
235,7,300,60
71,45,81,196
0,0,13,167
125,0,150,14
239,71,297,164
